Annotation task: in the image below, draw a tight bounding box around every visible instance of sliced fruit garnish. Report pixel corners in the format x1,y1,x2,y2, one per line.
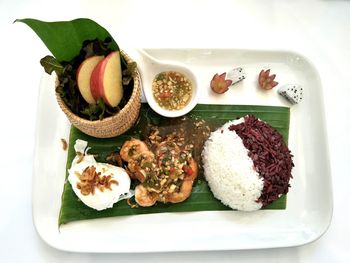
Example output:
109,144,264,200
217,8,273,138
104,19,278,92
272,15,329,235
278,84,303,105
226,67,246,85
210,72,233,94
258,69,278,90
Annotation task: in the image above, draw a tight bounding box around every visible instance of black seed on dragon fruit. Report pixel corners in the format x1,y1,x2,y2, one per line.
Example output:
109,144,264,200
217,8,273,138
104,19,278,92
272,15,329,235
278,84,303,105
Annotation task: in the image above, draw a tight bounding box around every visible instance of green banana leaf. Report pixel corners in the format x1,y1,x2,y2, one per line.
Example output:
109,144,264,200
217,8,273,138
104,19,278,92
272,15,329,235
59,104,290,225
15,18,119,62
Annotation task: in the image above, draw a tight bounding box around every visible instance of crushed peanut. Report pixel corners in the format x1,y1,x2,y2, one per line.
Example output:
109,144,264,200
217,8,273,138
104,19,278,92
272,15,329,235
127,198,138,208
106,152,123,166
61,138,68,151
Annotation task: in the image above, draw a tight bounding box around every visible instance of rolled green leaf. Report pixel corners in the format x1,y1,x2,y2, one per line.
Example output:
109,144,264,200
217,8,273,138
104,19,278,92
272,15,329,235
15,18,119,62
59,104,290,225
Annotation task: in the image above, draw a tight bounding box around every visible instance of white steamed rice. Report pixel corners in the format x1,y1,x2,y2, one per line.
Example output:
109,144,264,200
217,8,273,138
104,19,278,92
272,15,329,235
201,118,264,211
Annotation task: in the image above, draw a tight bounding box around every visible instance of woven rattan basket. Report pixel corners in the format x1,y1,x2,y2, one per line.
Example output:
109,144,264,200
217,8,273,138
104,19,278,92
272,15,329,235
56,50,141,138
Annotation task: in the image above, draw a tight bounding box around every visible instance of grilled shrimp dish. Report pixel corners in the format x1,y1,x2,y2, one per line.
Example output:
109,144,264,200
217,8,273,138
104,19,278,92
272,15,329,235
120,134,198,207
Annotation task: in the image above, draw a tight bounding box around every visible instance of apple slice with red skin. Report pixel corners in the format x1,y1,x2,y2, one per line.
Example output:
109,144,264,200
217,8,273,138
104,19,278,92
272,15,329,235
76,55,104,104
90,51,123,107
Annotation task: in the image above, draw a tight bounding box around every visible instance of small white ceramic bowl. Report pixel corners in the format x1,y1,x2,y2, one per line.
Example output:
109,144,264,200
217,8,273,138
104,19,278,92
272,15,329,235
144,70,199,118
135,49,199,118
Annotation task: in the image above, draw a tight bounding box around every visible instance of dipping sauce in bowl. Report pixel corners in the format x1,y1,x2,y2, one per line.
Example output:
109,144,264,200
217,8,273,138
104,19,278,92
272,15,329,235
152,71,192,111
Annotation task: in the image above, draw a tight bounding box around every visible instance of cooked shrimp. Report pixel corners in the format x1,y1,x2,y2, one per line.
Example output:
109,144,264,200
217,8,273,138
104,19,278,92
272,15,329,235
120,138,149,162
135,184,157,207
121,134,198,206
164,157,198,203
155,140,180,156
183,157,198,181
132,168,146,183
127,151,155,173
163,180,193,203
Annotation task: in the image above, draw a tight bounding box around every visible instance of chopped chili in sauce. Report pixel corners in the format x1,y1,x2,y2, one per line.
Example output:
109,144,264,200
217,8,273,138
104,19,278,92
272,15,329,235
152,71,192,110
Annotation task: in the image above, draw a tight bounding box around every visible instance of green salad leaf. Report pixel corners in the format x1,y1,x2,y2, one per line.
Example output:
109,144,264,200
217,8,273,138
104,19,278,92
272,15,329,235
40,55,64,75
59,104,290,225
80,98,109,121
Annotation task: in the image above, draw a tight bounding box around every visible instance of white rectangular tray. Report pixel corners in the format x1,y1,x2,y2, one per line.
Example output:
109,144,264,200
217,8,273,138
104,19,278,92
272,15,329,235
33,48,332,252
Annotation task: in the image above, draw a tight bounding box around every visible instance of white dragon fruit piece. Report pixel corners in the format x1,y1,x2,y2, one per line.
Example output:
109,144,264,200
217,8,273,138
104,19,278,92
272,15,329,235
278,84,303,105
226,67,246,86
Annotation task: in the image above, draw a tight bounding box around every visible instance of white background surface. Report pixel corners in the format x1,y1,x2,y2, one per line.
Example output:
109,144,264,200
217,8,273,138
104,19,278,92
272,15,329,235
0,0,349,262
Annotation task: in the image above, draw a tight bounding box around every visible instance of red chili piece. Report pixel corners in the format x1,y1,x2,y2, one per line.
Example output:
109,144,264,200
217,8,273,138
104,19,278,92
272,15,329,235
182,165,194,176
